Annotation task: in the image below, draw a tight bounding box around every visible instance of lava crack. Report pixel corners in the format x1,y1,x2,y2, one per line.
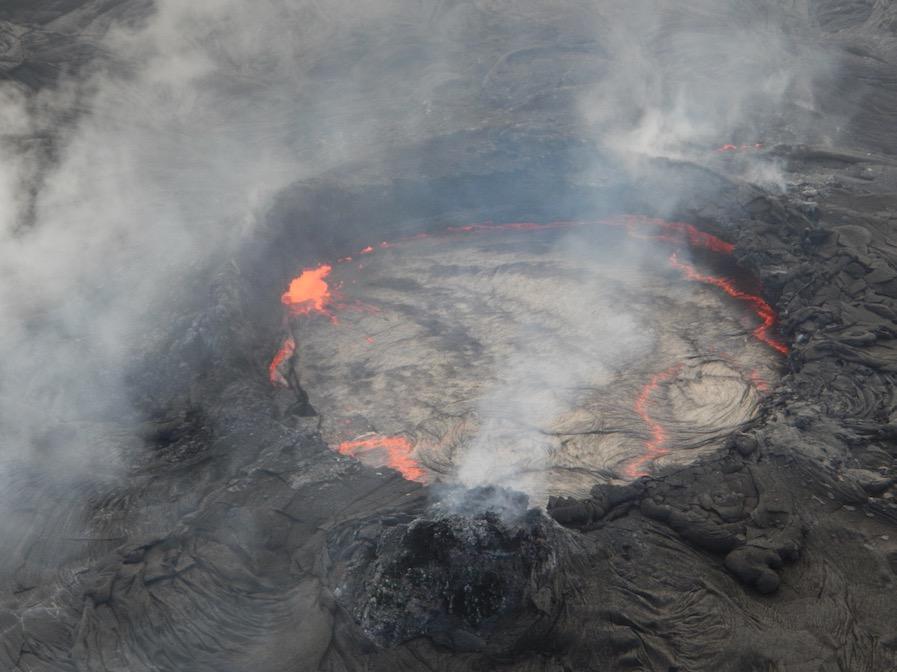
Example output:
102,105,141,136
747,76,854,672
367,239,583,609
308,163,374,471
668,252,789,355
624,364,683,478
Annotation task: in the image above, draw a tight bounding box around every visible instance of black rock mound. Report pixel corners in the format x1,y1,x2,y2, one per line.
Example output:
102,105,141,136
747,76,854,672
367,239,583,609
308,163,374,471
328,487,563,654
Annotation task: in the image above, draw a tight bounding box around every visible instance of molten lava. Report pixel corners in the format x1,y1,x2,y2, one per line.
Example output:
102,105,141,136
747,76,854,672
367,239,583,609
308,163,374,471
337,436,425,482
615,216,735,254
716,143,764,153
281,264,333,316
750,369,770,393
668,253,789,355
269,335,296,387
624,365,682,478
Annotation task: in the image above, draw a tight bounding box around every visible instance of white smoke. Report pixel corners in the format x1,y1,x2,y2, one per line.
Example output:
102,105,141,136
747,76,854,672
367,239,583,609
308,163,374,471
453,230,655,502
578,0,836,183
0,0,443,480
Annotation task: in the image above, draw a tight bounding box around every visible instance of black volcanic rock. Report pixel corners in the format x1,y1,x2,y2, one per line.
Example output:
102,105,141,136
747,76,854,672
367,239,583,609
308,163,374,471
327,488,562,652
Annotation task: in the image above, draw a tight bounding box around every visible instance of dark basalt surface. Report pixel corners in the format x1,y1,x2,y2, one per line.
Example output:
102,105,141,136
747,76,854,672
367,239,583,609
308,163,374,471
4,1,897,671
327,487,558,652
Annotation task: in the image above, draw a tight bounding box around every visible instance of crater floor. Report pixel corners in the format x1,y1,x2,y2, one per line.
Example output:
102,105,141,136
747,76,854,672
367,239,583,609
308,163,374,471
284,224,781,499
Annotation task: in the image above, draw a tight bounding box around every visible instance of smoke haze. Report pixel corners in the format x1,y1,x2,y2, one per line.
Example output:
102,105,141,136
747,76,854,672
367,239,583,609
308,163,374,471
454,231,654,501
579,0,836,185
0,0,444,482
0,0,843,500
450,0,839,501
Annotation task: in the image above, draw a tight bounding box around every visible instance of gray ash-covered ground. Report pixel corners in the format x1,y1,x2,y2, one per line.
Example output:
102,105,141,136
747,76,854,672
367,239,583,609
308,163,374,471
3,1,897,671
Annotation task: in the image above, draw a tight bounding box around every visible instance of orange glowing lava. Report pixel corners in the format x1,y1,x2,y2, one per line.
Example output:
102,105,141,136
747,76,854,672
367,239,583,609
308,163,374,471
624,364,683,478
281,264,333,316
716,143,764,153
750,369,769,393
337,436,425,482
612,215,735,254
668,252,789,354
269,335,296,387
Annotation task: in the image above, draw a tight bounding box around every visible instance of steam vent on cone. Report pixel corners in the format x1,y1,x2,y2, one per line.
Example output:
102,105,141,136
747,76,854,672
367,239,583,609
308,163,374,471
6,2,897,671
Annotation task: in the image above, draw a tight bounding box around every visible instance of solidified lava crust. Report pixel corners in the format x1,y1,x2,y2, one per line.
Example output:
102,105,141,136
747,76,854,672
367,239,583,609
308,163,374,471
273,216,786,494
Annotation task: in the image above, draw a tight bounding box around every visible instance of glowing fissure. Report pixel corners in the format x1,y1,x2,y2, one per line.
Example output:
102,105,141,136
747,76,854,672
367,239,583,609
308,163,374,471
716,143,764,153
615,216,735,254
337,436,425,482
668,252,789,355
272,214,787,481
268,335,295,388
624,364,683,478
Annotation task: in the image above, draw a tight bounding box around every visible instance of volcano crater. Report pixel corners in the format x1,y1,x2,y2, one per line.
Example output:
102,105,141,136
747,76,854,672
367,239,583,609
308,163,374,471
274,218,784,500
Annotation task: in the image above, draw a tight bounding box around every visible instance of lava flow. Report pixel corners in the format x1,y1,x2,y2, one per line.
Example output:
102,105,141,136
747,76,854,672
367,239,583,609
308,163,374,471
268,335,295,387
624,364,683,479
337,436,425,482
668,252,789,355
614,216,734,254
270,263,335,386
